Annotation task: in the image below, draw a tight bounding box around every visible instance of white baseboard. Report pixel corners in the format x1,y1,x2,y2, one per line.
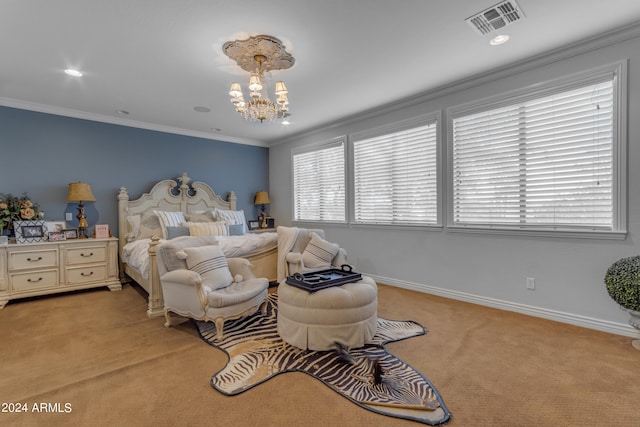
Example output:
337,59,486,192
368,274,640,339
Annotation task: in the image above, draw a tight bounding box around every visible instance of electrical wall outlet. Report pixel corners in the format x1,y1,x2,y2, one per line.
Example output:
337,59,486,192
65,212,73,221
526,277,536,290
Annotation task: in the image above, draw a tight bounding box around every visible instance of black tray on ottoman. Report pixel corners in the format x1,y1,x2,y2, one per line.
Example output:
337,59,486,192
285,265,362,292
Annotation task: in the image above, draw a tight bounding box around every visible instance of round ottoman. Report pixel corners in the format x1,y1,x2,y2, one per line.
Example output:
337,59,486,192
277,275,378,351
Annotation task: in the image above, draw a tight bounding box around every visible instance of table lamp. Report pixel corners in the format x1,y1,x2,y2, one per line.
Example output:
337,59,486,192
66,182,96,238
254,191,270,229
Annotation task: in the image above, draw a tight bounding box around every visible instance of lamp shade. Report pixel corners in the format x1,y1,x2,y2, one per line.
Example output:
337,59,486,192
254,191,270,205
229,82,243,98
275,81,288,95
248,74,262,92
66,182,96,203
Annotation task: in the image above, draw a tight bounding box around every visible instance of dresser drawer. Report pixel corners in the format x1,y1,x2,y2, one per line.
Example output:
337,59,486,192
66,246,107,265
67,265,107,285
9,249,58,270
10,269,59,291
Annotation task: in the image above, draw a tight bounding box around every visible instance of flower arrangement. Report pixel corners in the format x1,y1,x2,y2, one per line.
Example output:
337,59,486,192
0,193,45,232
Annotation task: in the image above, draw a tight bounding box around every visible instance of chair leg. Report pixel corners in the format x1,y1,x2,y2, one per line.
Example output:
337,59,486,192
261,300,268,316
215,318,225,340
164,310,173,328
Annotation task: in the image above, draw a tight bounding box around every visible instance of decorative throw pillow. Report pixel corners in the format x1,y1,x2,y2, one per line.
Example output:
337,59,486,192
185,213,215,223
126,215,141,240
138,213,163,239
166,226,190,239
213,209,247,234
154,210,186,239
227,223,244,236
177,245,233,291
302,232,340,269
181,221,228,237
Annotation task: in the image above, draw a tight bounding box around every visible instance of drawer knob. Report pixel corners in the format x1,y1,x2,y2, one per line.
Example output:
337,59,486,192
81,271,94,277
81,252,94,257
27,277,43,283
27,256,43,262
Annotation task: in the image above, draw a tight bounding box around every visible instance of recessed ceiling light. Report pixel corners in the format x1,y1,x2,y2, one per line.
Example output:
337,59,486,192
281,120,291,126
194,106,211,113
490,34,510,45
116,110,130,115
64,68,83,77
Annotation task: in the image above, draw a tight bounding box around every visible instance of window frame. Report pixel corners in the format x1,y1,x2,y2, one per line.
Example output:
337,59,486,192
291,136,347,224
446,61,627,239
348,113,442,229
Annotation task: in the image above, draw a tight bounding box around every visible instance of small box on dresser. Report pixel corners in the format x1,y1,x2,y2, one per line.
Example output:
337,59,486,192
0,237,121,309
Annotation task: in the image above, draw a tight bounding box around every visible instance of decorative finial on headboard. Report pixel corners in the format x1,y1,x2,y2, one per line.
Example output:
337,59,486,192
177,172,191,187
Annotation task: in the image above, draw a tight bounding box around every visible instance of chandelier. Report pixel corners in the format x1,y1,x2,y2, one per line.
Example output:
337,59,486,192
223,35,294,123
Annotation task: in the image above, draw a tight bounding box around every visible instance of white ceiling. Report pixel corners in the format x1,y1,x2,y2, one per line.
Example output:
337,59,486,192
2,0,640,147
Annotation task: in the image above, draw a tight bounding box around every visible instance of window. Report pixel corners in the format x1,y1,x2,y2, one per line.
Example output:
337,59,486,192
450,65,626,236
352,115,439,226
292,137,346,222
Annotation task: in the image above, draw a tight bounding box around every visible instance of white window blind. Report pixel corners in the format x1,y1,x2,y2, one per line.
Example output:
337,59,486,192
292,139,346,222
353,118,438,225
452,77,615,231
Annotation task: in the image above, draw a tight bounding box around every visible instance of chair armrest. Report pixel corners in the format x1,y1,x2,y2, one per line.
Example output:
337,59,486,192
227,257,257,280
160,269,201,286
285,252,303,263
160,269,208,313
285,252,305,274
332,248,348,268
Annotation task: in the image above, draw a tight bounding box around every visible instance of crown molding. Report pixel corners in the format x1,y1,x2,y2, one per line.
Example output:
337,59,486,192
0,97,267,148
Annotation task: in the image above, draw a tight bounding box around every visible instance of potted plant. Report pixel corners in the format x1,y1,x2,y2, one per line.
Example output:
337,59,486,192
605,256,640,350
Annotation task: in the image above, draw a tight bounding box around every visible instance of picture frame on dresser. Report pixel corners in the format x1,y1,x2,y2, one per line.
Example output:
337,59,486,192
48,231,66,241
63,228,78,239
94,224,109,238
45,220,66,233
13,220,47,244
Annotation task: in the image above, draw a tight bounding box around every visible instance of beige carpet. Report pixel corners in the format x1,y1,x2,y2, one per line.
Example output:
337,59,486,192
1,282,638,426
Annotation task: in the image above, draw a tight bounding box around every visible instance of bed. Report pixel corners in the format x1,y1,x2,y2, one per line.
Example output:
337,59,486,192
117,172,277,317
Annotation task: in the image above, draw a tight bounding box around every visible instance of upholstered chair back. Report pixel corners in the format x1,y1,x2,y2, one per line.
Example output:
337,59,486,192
156,236,219,277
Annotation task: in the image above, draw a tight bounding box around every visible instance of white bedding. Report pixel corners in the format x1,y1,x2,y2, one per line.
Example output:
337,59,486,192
122,232,277,279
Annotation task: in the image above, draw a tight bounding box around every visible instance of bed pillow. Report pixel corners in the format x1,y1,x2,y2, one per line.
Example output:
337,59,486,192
154,210,186,239
227,223,244,236
138,213,163,239
177,245,233,291
181,221,228,237
126,215,141,240
213,209,247,234
185,213,215,223
302,232,340,269
166,226,190,240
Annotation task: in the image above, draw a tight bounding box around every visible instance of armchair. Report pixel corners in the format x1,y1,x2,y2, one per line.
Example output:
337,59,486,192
276,226,348,281
156,236,269,340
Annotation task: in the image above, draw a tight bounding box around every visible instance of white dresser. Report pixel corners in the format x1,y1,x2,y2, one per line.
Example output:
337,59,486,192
0,237,121,309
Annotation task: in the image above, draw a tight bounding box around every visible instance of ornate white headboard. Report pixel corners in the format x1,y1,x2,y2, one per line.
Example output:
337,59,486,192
117,172,237,250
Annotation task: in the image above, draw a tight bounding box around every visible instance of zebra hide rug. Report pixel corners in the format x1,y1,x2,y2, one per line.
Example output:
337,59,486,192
196,293,451,425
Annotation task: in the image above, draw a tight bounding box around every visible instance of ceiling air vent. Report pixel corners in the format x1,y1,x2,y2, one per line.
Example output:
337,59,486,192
465,0,525,35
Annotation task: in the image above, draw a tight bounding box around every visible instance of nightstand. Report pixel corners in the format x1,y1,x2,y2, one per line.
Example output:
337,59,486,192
0,237,121,309
249,228,276,233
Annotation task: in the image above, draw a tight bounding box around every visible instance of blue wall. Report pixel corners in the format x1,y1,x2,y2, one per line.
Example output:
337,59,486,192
0,106,269,235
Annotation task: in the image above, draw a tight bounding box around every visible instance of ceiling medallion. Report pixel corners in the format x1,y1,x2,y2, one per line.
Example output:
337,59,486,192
223,35,294,123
